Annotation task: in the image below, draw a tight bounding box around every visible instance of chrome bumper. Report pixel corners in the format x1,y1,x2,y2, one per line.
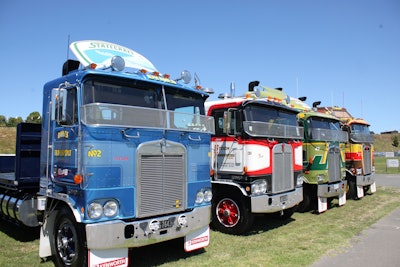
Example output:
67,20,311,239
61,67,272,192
251,187,303,213
356,173,375,186
317,181,347,198
86,205,210,250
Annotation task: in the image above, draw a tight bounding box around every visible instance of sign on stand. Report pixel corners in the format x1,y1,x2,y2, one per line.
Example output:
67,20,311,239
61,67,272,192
386,158,399,172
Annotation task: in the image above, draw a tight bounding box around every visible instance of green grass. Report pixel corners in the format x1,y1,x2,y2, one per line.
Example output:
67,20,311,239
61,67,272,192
1,186,400,267
0,127,16,154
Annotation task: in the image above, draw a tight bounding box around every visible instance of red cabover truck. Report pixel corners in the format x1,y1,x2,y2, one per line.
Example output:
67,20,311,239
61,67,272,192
205,81,303,235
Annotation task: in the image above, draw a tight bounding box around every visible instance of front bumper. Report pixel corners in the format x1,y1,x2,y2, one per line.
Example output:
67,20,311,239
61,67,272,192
85,205,210,250
251,187,303,213
356,173,375,186
317,181,347,198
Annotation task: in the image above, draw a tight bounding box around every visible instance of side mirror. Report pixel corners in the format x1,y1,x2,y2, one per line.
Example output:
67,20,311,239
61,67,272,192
51,88,68,123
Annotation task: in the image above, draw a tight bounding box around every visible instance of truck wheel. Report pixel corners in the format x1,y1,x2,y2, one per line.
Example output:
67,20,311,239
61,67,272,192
211,194,254,235
346,176,357,200
52,209,87,267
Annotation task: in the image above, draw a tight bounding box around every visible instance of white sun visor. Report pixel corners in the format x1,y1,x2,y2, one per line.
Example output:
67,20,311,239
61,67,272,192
70,40,158,72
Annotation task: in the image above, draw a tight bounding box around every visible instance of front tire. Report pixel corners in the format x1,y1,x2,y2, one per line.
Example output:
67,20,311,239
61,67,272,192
52,209,87,267
211,193,254,235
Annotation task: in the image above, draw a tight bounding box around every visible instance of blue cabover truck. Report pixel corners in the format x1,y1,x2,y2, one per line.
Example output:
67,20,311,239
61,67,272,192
0,40,214,267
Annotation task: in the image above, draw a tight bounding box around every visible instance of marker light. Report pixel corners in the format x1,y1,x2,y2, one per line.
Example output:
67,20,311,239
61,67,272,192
89,63,97,69
74,174,83,184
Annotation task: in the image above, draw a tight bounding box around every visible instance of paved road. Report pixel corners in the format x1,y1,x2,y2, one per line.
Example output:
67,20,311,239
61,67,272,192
310,174,400,267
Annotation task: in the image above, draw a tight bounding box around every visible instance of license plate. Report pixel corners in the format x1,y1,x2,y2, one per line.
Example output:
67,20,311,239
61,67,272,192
334,184,339,190
159,218,174,230
280,195,288,202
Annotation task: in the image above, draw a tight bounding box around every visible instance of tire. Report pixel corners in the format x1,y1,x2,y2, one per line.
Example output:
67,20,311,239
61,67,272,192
346,175,357,200
297,184,312,212
52,209,87,267
211,193,254,235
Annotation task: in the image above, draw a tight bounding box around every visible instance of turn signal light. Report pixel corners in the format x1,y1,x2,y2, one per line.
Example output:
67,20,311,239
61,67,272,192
74,174,83,184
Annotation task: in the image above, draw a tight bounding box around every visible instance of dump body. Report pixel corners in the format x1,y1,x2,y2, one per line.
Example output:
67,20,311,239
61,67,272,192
0,123,41,227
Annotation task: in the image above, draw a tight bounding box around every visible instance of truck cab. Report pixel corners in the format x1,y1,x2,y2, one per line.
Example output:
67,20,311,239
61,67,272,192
206,82,304,234
296,102,348,213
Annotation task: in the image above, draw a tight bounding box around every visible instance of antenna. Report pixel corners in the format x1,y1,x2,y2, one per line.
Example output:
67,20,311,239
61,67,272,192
66,34,70,60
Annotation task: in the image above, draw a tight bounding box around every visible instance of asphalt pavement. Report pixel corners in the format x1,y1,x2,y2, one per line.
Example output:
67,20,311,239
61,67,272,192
310,174,400,267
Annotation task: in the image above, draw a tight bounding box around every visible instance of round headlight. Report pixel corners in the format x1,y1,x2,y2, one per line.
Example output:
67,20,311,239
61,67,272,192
103,200,118,217
297,175,304,187
195,190,205,204
88,202,102,219
204,189,213,202
251,180,267,195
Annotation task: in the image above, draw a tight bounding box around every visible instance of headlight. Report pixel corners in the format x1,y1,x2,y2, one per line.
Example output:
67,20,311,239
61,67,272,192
251,180,267,195
88,202,102,219
204,189,213,202
195,191,204,204
296,175,304,187
317,174,325,183
195,188,213,204
103,200,118,217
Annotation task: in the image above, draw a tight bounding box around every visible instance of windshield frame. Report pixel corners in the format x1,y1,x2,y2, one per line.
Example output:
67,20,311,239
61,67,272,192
80,76,214,133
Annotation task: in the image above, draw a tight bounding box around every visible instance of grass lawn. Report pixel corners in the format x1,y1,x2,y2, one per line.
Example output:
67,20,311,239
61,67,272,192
1,186,399,267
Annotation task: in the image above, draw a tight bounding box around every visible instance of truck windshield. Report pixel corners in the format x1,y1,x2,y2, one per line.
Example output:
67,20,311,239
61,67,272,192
350,124,374,143
80,79,214,133
308,117,348,142
242,104,303,139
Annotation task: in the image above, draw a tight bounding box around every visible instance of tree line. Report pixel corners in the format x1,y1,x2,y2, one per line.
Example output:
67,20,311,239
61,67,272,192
0,111,42,127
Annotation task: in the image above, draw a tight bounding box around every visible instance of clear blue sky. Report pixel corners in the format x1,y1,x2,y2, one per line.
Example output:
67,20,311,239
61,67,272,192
1,0,399,133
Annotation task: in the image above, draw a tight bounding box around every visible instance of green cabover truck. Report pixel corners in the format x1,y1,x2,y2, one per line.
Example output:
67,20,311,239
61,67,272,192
294,101,348,213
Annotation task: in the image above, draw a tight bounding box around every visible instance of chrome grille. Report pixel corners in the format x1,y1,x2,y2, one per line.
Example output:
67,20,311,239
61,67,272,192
272,143,294,193
328,146,341,183
363,145,372,174
137,141,186,218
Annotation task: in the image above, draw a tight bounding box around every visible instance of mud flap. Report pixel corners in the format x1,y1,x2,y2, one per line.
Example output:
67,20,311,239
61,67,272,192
357,185,364,198
88,248,128,267
39,210,58,259
317,197,327,213
370,182,377,193
184,226,210,252
338,192,346,206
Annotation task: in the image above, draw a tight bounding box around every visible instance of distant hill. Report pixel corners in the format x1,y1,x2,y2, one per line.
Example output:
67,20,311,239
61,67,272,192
373,133,400,152
0,127,399,154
